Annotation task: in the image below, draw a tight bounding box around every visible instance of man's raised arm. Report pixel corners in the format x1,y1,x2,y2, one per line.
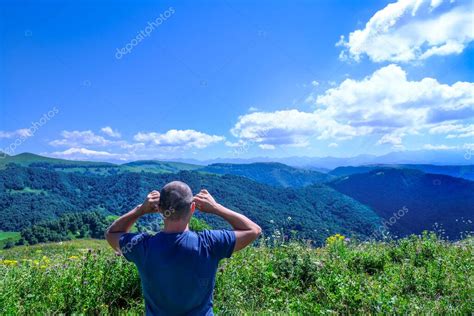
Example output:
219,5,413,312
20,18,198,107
193,189,261,252
105,190,160,252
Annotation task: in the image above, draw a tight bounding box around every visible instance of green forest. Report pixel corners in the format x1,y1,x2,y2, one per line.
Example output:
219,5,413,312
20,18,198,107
0,163,382,245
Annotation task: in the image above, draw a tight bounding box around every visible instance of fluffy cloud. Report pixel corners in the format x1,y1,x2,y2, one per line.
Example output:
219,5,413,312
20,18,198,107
338,0,473,62
429,123,474,138
230,64,473,149
376,132,405,149
100,126,121,138
0,129,33,139
316,64,474,127
248,107,259,112
134,129,224,149
230,109,371,147
49,147,123,159
423,144,458,150
49,130,112,147
259,144,275,150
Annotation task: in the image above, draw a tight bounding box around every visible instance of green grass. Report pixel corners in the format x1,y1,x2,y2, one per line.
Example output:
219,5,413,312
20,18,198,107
0,233,472,314
0,232,21,249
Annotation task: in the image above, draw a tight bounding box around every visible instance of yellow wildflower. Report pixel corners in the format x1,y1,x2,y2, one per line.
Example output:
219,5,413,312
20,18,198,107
326,233,345,245
2,259,18,266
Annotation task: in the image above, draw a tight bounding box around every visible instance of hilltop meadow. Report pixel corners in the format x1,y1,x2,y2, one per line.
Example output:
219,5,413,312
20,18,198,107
1,231,472,315
0,154,473,314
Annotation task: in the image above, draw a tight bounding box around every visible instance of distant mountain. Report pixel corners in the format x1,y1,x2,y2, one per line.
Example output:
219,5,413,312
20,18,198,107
0,164,381,244
0,153,115,168
328,168,474,239
163,155,378,169
199,162,334,187
0,153,201,175
161,150,471,169
5,150,472,170
330,164,474,181
122,160,201,173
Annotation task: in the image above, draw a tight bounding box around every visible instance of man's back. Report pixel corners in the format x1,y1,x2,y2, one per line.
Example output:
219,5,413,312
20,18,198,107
120,229,236,315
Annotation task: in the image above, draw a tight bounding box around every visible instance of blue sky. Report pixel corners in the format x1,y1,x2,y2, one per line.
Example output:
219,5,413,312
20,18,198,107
1,0,473,161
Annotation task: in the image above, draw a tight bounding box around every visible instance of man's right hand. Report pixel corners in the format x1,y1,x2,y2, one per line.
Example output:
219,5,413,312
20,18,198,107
138,190,160,215
193,189,219,214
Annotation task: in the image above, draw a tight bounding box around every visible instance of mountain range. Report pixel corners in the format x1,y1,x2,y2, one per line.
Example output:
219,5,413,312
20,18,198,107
155,149,473,169
0,152,473,243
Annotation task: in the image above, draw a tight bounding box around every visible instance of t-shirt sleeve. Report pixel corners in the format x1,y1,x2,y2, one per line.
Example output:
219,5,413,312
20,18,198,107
119,232,149,263
203,230,236,260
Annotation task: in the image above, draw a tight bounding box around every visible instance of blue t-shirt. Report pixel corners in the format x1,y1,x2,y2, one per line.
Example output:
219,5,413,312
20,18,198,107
119,229,236,316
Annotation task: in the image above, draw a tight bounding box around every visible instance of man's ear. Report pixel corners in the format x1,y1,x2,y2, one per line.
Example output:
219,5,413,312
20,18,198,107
190,202,196,214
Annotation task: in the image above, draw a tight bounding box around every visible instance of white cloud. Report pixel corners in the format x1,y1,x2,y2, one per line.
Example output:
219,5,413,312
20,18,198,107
225,140,246,148
230,109,371,148
316,64,474,127
311,80,319,87
328,142,338,148
305,93,316,103
100,126,121,138
231,64,473,149
259,144,275,150
134,129,224,149
463,143,474,150
423,144,458,150
248,107,259,112
429,123,474,138
49,147,121,159
49,130,112,147
376,132,406,149
446,125,474,138
0,129,33,139
338,0,473,62
429,123,464,134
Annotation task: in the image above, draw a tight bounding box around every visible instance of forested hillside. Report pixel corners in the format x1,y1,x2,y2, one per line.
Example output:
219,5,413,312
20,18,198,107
330,164,474,181
329,168,474,239
0,164,380,244
200,162,333,187
1,154,473,243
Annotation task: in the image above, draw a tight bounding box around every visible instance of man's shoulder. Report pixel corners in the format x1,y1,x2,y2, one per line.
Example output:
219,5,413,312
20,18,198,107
197,230,236,246
197,229,236,259
196,229,229,238
120,232,151,249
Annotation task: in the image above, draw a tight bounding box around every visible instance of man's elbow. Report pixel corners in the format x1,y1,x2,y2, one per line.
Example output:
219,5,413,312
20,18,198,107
252,224,262,238
104,226,114,241
104,226,110,237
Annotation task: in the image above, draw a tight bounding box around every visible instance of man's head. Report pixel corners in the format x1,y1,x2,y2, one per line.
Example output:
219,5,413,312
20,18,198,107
159,181,195,221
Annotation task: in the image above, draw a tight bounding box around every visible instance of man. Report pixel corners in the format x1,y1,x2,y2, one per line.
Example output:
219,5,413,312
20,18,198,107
105,181,261,315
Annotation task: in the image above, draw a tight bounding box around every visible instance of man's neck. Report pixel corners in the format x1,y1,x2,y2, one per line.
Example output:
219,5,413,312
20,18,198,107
162,219,189,233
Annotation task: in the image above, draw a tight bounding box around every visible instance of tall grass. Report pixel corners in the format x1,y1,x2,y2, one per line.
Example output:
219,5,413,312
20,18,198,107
0,233,472,315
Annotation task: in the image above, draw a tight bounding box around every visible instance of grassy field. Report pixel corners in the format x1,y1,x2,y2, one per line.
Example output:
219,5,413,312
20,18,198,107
0,233,472,314
0,231,21,249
